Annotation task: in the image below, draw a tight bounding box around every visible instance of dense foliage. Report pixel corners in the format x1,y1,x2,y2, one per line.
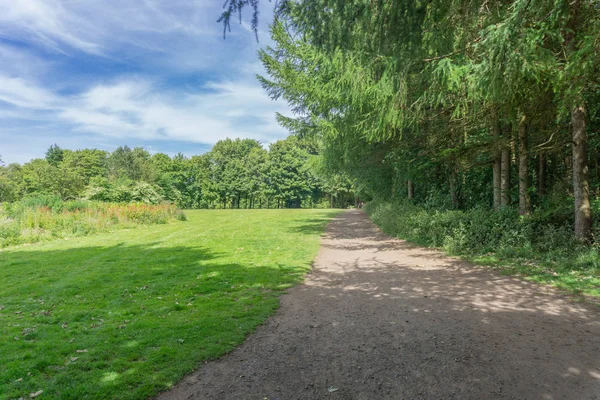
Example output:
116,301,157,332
0,137,355,209
366,199,600,297
229,0,600,245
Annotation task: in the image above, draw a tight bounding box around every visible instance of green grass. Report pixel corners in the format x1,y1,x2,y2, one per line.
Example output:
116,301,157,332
366,200,600,302
0,209,341,400
466,252,600,303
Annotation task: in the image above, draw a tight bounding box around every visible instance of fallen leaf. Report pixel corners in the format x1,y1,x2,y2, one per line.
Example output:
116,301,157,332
76,349,88,353
30,390,43,398
328,387,339,393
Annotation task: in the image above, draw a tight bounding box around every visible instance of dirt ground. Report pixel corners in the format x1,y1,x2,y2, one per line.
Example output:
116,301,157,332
157,210,600,400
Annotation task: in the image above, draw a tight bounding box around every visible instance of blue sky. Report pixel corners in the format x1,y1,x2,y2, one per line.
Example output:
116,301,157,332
0,0,290,164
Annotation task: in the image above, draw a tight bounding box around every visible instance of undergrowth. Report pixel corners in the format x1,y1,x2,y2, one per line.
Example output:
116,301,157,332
0,195,186,248
365,200,600,299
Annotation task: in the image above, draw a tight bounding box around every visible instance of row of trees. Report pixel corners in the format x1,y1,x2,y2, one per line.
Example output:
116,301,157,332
0,137,355,209
229,0,599,241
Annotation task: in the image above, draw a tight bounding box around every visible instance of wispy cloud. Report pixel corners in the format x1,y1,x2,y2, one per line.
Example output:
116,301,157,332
60,74,288,144
0,75,60,108
0,0,103,54
0,70,288,145
0,0,288,164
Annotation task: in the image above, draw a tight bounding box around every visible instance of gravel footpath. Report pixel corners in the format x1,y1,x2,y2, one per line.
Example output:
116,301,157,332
157,209,600,400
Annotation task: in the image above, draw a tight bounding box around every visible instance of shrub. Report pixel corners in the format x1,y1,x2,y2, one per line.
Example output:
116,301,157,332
365,199,583,259
0,200,186,248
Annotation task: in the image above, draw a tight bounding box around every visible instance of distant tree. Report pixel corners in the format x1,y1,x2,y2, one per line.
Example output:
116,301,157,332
45,144,64,167
267,137,312,208
20,158,84,200
107,146,135,180
0,163,22,202
106,146,155,182
62,149,108,185
208,138,263,208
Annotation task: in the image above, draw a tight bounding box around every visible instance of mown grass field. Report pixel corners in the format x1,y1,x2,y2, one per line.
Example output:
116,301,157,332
0,209,341,400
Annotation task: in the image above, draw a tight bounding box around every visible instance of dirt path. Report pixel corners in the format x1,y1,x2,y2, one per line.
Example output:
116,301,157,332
158,210,600,400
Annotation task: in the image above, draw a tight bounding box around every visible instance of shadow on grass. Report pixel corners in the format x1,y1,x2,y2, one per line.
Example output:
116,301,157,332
286,211,346,236
153,209,600,400
466,253,600,302
1,242,311,400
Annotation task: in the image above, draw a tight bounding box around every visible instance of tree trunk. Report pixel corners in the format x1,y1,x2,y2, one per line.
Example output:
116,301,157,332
492,110,502,210
538,152,546,199
518,115,531,216
407,180,414,200
572,104,592,242
500,147,511,207
449,169,459,209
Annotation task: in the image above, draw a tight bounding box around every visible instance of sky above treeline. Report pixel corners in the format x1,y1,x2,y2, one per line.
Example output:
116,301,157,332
0,0,290,164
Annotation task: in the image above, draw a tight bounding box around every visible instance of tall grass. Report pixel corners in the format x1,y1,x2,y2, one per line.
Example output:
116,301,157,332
366,200,600,298
0,195,186,248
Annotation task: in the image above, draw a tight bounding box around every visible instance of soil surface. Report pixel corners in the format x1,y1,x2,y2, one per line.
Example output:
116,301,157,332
157,210,600,400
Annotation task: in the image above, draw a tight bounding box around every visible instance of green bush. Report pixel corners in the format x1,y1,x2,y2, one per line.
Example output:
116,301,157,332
0,200,186,248
0,221,21,247
365,199,585,258
365,199,600,297
84,180,164,204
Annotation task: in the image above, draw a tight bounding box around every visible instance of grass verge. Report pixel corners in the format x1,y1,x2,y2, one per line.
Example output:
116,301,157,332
365,200,600,301
0,209,341,400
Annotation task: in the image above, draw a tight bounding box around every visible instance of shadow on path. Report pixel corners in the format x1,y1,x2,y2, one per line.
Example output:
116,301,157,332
157,210,600,400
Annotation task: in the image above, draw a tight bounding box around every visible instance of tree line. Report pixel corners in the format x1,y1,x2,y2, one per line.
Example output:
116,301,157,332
0,137,355,209
227,0,599,242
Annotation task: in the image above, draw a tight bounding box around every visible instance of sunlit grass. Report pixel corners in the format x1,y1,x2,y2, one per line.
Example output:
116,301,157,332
0,209,341,400
366,201,600,302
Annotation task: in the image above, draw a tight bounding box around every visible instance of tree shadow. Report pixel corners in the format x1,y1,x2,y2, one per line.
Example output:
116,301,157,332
286,212,345,236
157,209,600,400
0,242,311,399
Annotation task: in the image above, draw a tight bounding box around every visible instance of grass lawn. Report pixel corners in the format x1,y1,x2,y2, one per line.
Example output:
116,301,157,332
0,209,341,400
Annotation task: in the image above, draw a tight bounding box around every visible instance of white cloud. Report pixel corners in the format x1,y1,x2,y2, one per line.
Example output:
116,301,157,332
0,0,233,56
0,72,289,146
0,1,290,164
0,75,60,108
0,0,103,54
